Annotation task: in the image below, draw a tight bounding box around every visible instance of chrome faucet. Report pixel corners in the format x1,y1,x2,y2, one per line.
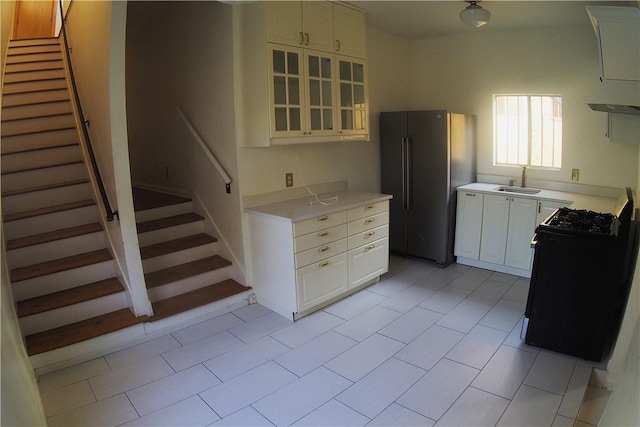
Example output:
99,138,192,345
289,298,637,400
521,166,527,188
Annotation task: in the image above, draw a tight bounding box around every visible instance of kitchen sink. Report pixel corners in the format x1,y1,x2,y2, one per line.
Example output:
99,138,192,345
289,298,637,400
496,186,541,195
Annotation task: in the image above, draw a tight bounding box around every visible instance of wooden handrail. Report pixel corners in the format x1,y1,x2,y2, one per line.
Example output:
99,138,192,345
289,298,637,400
177,108,232,194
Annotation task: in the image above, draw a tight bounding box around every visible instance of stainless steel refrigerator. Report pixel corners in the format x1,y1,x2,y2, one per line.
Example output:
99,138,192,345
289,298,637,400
380,110,476,265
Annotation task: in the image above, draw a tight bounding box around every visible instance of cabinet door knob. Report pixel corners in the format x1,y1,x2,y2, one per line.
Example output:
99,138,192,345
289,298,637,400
366,231,376,237
336,39,341,51
299,32,304,45
365,244,376,251
304,32,310,45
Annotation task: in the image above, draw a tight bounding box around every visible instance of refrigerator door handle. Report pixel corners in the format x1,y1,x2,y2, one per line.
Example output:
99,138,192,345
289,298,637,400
405,137,412,210
401,137,408,210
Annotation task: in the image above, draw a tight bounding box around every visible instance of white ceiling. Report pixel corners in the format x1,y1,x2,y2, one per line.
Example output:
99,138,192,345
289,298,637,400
348,1,638,40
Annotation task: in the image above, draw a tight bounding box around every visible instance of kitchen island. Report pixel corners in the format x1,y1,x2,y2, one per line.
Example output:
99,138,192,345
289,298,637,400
246,190,392,320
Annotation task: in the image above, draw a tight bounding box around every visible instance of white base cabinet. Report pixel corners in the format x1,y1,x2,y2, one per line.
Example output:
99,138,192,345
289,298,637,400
455,189,569,277
247,197,389,320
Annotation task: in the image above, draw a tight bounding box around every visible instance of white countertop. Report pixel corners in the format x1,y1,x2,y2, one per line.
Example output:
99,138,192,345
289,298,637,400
458,183,621,213
245,190,392,222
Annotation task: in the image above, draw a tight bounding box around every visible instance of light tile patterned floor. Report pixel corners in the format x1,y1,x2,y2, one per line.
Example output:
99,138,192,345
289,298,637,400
38,256,606,426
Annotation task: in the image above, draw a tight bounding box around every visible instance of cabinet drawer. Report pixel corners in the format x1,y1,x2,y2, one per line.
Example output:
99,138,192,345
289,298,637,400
348,224,389,250
294,211,347,237
295,238,347,269
296,253,348,312
348,211,389,236
294,224,347,253
348,200,389,221
348,237,389,289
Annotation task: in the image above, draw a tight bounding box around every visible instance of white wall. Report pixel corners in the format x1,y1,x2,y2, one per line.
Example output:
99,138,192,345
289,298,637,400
65,1,150,316
408,26,638,190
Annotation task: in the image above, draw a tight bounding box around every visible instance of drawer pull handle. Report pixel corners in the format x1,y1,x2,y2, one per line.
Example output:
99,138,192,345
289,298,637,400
366,231,376,237
318,231,329,237
365,244,376,251
366,218,376,223
366,204,376,209
465,193,476,197
319,246,329,252
319,261,330,267
317,216,329,222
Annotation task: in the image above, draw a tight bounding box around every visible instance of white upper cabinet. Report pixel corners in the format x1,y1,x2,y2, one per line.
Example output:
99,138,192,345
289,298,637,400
587,6,640,82
333,5,367,59
266,2,335,53
237,1,368,147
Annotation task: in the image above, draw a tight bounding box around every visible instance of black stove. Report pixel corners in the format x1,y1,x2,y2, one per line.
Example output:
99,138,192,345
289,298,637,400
539,207,619,236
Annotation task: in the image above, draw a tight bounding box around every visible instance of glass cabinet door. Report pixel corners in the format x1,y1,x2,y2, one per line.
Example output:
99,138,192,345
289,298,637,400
338,57,368,135
306,51,336,135
269,46,304,136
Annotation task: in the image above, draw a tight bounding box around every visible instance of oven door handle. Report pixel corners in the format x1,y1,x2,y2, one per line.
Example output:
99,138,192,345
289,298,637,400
530,233,539,248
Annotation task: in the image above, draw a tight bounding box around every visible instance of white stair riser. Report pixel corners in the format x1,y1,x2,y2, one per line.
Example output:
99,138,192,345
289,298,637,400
1,163,86,193
2,78,67,94
2,113,76,136
1,89,70,108
5,59,64,73
4,205,98,240
2,182,92,215
137,221,204,247
8,232,106,268
147,266,232,302
134,202,193,223
142,243,219,273
4,69,65,84
2,100,72,121
2,145,82,173
144,292,251,334
6,52,62,64
12,260,116,301
19,292,128,336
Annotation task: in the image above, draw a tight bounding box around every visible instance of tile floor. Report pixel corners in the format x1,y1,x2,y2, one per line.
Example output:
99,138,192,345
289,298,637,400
38,256,609,426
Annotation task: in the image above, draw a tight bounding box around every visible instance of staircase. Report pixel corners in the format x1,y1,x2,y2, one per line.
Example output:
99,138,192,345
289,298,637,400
1,38,250,361
2,38,145,357
132,187,250,324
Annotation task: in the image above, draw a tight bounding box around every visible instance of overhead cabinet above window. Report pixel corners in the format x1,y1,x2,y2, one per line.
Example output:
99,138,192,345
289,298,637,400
236,1,369,147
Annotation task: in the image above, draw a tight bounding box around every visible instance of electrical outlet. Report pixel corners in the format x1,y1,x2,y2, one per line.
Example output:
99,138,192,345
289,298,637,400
285,172,293,187
571,169,579,181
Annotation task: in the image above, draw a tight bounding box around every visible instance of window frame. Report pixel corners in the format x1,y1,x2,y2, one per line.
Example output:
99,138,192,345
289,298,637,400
493,94,563,170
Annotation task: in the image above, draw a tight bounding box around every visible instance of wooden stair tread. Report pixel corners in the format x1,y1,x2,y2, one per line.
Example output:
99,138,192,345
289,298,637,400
25,309,147,356
150,280,251,321
136,212,203,234
145,255,232,289
17,278,124,318
6,222,103,251
133,187,191,211
140,233,217,260
3,199,95,222
2,178,88,197
11,249,112,282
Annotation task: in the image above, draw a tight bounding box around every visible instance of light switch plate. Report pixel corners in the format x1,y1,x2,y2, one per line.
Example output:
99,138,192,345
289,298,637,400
285,173,293,187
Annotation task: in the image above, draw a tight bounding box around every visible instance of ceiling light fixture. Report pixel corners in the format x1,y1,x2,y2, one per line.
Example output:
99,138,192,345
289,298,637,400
459,1,491,28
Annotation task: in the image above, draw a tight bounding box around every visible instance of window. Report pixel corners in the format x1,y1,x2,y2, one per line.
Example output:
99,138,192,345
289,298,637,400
494,95,562,168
